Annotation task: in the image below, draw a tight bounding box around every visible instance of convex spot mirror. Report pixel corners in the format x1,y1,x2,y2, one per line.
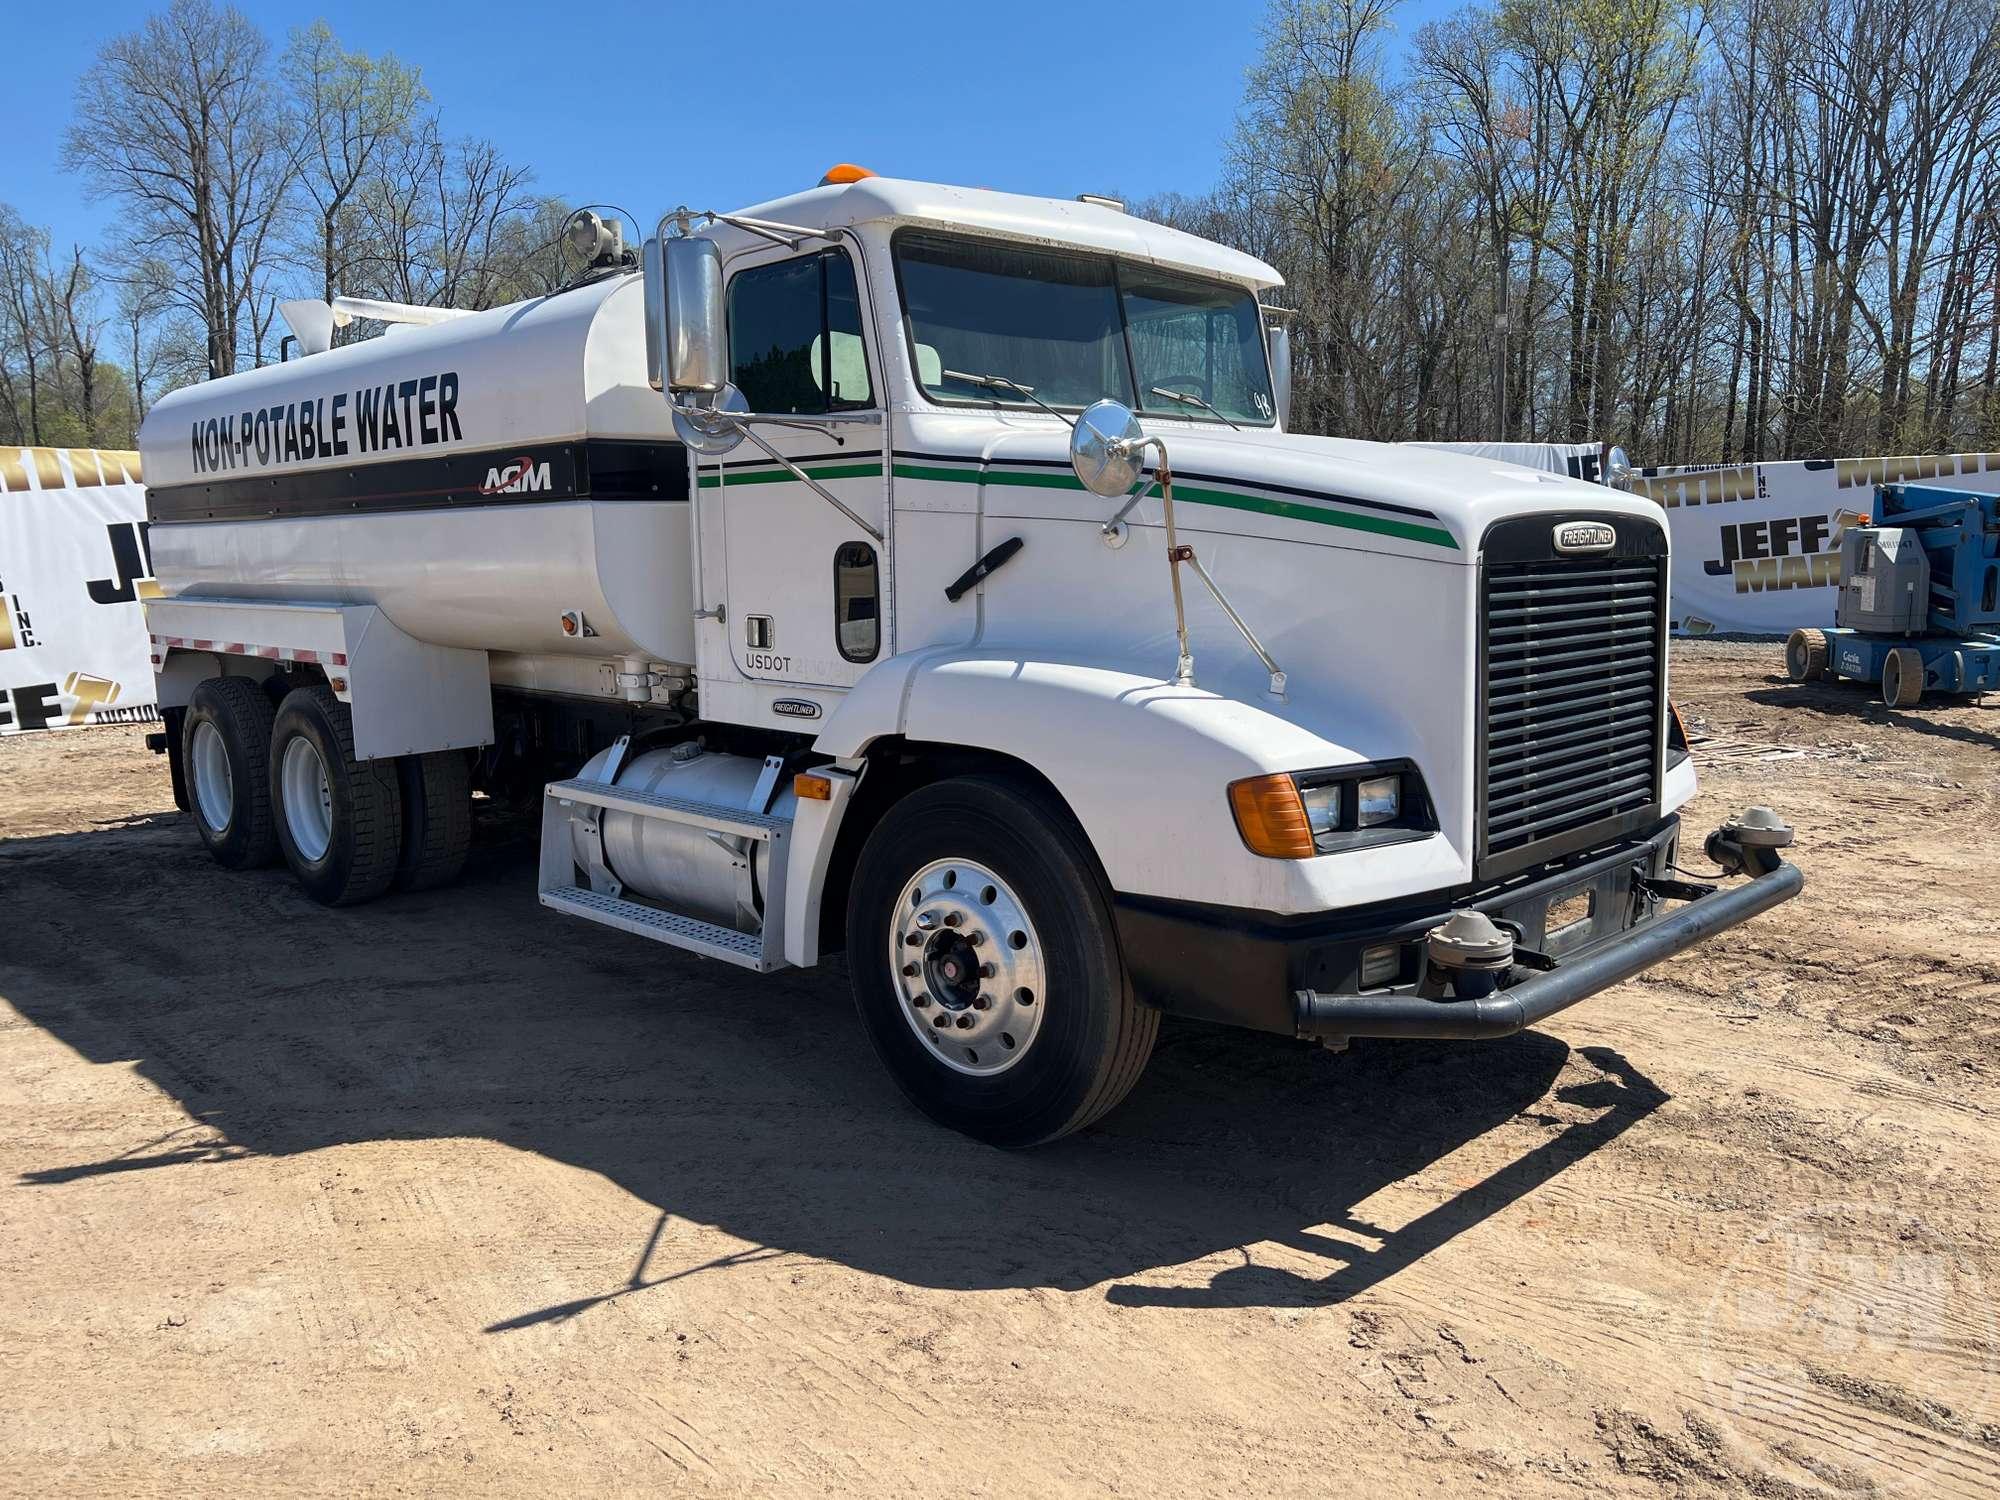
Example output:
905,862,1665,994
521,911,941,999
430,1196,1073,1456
673,383,750,457
643,234,727,396
1071,399,1148,498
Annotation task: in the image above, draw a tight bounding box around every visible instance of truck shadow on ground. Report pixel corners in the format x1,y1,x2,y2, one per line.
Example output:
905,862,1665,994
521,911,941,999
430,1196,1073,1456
2,812,1667,1316
1745,679,2000,752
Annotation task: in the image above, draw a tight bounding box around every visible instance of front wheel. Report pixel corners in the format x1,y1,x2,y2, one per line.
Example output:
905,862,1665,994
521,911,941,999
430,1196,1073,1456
846,776,1157,1147
1883,647,1924,708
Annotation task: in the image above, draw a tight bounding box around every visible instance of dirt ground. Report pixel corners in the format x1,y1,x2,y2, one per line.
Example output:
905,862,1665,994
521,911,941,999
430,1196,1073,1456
2,640,1998,1498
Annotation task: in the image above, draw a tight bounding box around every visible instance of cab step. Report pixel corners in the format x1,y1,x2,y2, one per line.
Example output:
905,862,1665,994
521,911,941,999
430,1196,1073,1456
537,758,793,972
539,887,774,969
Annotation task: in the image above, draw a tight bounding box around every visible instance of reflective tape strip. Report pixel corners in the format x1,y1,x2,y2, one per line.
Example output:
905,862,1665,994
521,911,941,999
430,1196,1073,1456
150,633,349,668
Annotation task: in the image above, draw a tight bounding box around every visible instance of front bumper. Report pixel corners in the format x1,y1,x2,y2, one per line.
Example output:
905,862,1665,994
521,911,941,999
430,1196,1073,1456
1112,816,1803,1040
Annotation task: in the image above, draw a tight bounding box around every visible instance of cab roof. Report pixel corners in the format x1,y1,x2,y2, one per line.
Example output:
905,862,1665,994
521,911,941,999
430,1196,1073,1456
723,175,1284,293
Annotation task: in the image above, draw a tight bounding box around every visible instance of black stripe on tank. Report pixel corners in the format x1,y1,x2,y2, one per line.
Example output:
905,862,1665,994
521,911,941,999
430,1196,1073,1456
146,438,691,524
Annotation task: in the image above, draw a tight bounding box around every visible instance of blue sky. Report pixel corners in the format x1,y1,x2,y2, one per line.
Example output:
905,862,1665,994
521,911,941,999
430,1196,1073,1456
6,0,1453,257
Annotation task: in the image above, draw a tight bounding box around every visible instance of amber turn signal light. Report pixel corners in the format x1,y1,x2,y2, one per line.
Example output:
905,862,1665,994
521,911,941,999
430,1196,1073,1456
1227,774,1316,859
794,772,834,801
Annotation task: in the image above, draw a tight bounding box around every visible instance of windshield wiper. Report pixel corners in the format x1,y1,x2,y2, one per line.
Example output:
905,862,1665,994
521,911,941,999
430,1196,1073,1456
941,368,1075,428
1148,386,1241,431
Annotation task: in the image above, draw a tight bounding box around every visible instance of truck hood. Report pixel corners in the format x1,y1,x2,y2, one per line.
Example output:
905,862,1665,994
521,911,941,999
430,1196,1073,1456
943,418,1665,561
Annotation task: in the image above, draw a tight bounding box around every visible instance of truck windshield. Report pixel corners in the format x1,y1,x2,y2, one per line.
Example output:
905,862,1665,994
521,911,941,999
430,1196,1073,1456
894,230,1276,426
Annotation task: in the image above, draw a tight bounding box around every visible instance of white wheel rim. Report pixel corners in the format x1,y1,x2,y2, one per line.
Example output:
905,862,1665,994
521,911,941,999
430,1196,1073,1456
280,736,334,864
190,721,234,834
890,857,1047,1076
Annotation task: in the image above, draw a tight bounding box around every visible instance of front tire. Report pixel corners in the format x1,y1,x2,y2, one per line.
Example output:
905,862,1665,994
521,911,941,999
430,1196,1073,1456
271,683,404,906
1883,647,1924,708
182,677,279,869
846,776,1157,1147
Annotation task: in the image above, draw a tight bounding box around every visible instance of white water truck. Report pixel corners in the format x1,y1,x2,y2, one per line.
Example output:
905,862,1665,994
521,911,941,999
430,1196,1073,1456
138,169,1802,1145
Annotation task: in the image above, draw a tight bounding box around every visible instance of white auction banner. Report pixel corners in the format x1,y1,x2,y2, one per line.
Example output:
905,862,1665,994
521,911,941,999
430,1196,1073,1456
1632,451,2000,634
1411,440,1617,484
0,446,161,733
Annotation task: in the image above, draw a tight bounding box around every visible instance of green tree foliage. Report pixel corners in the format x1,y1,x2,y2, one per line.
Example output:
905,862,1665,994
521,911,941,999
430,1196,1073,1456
1145,0,2000,462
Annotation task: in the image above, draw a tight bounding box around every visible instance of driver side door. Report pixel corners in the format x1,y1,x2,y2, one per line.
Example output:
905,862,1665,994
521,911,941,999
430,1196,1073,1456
706,245,887,714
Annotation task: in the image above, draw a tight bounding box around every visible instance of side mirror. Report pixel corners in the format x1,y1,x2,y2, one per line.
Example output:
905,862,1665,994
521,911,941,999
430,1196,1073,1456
642,234,728,396
1263,310,1293,431
1070,400,1147,497
1605,445,1634,491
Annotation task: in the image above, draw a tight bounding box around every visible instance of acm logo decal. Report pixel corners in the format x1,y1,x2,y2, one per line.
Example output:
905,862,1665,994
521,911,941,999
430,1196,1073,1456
480,455,553,495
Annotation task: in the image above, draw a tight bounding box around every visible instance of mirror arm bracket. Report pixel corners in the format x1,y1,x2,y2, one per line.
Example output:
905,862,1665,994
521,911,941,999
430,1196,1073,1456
1178,547,1288,701
1099,434,1287,701
1101,435,1171,535
724,419,884,541
665,207,839,251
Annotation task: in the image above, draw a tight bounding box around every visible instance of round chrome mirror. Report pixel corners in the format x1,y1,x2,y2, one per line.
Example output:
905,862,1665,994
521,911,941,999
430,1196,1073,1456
1605,444,1634,491
1070,400,1147,498
673,383,750,457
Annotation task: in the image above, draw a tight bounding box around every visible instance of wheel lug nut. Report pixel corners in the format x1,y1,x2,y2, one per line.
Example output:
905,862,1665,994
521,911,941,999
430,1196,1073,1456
979,963,995,978
944,912,962,928
905,933,923,947
932,1012,950,1028
954,1013,975,1029
912,995,930,1008
973,994,992,1010
915,912,939,930
902,963,919,977
966,931,984,946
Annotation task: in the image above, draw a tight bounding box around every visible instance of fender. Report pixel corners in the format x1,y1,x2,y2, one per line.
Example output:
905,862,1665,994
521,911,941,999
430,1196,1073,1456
813,647,1471,913
144,597,492,760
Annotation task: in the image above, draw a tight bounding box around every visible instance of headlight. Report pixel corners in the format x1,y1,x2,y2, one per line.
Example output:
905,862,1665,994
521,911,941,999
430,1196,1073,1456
1300,783,1343,841
1228,762,1435,858
1355,775,1400,827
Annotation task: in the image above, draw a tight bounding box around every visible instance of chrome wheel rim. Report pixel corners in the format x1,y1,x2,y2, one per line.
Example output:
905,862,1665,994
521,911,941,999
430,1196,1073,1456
190,721,233,834
890,857,1046,1076
280,736,334,863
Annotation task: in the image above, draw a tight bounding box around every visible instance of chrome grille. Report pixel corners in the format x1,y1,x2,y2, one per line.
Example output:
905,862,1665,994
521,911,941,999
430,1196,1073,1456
1480,546,1665,874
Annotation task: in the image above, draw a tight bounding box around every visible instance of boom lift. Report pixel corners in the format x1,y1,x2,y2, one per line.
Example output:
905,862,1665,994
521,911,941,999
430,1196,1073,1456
1787,483,2000,707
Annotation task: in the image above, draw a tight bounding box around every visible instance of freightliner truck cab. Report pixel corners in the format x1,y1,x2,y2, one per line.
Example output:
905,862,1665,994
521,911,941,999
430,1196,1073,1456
141,169,1802,1144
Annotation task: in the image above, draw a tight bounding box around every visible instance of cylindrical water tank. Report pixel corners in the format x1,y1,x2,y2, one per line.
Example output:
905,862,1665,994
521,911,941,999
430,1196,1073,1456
137,274,695,666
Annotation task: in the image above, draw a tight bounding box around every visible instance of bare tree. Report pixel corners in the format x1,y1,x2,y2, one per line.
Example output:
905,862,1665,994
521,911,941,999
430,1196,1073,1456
281,22,425,310
63,0,294,378
0,207,53,444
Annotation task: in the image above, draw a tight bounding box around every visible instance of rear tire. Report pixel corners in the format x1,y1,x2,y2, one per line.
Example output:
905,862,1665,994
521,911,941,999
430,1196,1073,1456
846,776,1157,1147
1786,627,1829,682
270,683,403,906
396,751,472,891
181,678,278,869
1883,647,1924,708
